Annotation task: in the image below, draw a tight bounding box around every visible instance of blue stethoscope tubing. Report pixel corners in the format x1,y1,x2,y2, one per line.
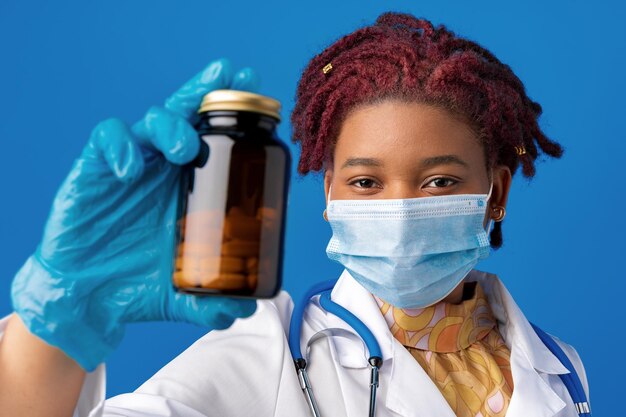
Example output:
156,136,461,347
288,279,382,417
289,279,591,417
531,323,592,416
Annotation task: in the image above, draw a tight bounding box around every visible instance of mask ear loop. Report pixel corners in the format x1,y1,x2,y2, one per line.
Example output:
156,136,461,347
484,180,495,234
485,213,495,235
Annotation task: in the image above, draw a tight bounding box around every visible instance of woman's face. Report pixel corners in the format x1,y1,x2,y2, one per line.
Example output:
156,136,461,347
324,100,512,229
323,100,512,304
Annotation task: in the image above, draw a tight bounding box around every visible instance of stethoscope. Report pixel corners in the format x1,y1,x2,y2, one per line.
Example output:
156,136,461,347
288,278,592,417
288,279,382,417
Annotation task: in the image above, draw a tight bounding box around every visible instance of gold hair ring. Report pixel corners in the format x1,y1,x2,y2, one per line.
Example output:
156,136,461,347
322,63,333,74
491,206,506,222
514,146,526,156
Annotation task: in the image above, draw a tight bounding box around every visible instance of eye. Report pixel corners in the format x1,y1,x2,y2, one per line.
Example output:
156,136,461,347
349,178,379,189
424,177,458,188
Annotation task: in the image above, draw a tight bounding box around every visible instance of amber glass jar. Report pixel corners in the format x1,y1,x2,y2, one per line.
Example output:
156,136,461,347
173,90,291,298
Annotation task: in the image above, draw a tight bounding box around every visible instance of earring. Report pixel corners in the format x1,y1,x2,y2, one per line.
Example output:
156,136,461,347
491,206,506,222
323,209,328,221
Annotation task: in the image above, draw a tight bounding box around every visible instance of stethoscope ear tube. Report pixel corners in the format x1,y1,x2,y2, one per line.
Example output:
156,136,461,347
369,364,380,417
297,365,322,417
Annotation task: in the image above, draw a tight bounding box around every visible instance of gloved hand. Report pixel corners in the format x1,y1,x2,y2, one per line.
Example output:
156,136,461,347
11,58,259,372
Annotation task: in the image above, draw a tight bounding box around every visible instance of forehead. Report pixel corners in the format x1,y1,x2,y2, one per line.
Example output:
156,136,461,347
334,100,485,168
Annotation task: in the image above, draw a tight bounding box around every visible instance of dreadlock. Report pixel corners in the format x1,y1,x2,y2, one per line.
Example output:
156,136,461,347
290,11,563,249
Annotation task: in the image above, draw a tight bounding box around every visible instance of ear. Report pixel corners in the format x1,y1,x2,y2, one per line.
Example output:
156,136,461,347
491,164,512,214
323,169,333,205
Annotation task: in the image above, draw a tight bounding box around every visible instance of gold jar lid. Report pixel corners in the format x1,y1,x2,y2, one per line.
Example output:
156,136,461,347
198,89,281,121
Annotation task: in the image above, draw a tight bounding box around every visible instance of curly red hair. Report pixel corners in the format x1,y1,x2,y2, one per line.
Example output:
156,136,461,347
290,11,564,248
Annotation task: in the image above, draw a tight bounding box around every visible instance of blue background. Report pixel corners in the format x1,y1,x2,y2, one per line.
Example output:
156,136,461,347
1,0,623,414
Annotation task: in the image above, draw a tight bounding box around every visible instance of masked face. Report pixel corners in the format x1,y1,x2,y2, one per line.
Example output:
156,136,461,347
323,100,512,306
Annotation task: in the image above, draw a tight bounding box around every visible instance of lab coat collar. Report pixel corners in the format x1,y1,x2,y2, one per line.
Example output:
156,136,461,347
329,269,569,374
327,268,570,417
467,270,569,375
468,270,569,417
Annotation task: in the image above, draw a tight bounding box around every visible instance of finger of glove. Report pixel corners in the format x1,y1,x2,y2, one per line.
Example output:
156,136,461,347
164,58,234,120
230,67,261,92
131,106,200,165
172,292,257,330
83,118,145,183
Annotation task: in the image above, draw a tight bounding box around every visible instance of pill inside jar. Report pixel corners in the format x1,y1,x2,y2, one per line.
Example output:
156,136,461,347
172,90,290,298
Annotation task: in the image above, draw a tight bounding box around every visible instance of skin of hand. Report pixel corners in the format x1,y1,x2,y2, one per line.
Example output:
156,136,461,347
1,58,261,417
0,314,87,417
323,100,513,304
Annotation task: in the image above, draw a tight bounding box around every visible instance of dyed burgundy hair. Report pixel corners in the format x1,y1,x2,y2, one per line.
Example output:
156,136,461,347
290,11,564,248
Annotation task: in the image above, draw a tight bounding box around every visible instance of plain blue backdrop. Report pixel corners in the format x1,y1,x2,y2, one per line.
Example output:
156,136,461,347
1,0,623,414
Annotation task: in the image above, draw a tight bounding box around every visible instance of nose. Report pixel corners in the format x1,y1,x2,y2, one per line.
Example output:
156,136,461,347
381,182,424,199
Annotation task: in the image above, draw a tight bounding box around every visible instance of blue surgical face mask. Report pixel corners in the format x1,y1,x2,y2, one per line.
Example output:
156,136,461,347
325,183,494,308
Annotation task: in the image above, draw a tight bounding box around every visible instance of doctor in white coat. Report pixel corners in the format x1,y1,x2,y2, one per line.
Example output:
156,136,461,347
0,270,589,417
0,12,589,417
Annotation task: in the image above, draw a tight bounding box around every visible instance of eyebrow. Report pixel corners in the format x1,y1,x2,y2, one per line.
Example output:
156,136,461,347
341,157,384,169
420,154,469,169
340,154,469,170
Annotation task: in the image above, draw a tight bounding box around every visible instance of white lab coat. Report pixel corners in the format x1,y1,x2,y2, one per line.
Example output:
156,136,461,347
0,269,590,417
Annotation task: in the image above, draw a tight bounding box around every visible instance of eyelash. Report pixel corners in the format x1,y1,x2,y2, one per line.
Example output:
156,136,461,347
350,177,458,188
349,177,458,189
349,178,380,189
425,177,458,188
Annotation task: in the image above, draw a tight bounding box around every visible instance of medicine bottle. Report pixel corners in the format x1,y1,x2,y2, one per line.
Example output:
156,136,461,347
173,90,291,298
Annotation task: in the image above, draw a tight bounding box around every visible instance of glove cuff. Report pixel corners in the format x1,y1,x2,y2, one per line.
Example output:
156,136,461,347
11,255,124,372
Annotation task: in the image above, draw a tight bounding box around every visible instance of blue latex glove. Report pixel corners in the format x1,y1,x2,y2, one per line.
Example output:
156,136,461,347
11,58,260,372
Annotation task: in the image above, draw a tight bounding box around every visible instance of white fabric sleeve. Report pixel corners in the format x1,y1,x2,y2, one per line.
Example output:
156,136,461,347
0,314,106,417
119,292,296,417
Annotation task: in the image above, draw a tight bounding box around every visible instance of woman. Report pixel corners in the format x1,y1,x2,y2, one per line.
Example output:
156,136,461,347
0,11,589,417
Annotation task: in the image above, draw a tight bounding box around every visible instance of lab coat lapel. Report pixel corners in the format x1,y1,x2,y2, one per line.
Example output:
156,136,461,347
505,341,567,417
472,270,569,417
383,341,456,417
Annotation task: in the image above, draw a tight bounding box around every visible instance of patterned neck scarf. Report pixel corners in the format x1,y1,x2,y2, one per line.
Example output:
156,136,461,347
374,281,514,417
375,281,496,352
